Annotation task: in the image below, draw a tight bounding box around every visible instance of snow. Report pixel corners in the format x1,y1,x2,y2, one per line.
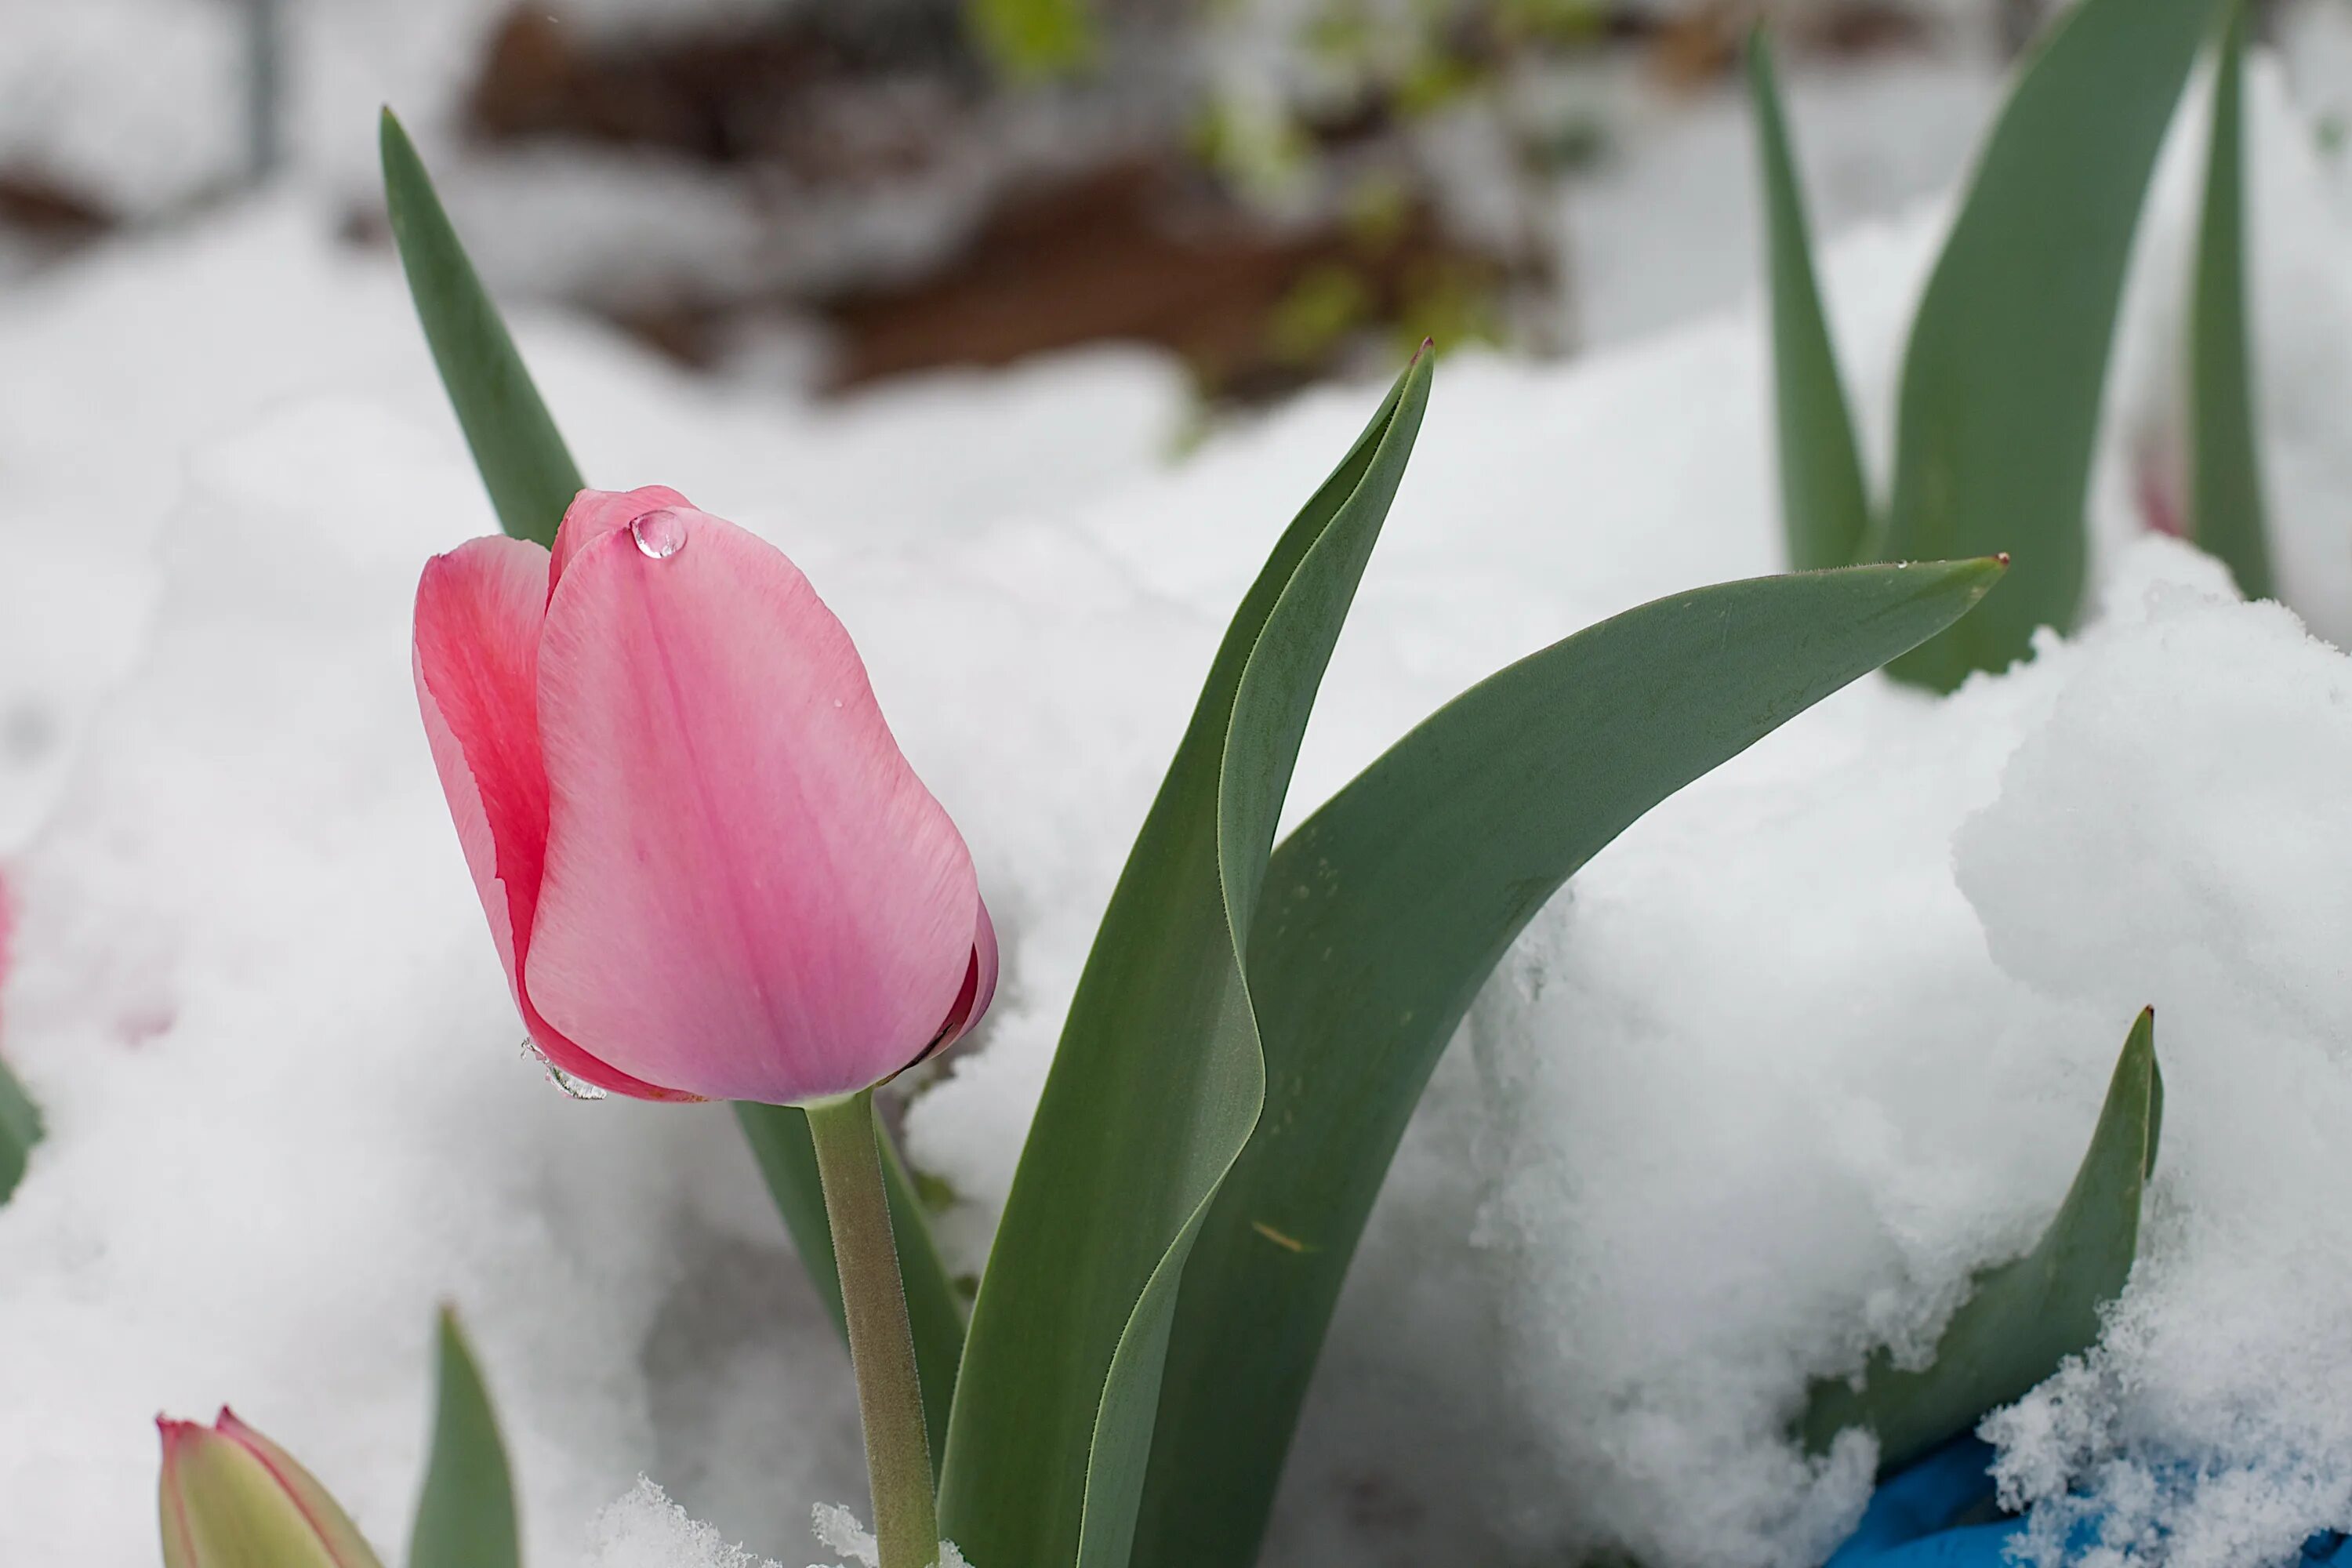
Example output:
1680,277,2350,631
585,1479,781,1568
1973,567,2352,1568
1555,55,2002,350
1447,539,2346,1568
7,28,2352,1568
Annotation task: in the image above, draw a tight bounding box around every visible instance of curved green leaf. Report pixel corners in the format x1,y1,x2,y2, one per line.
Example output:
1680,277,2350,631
381,109,583,547
2190,6,2272,600
938,357,1432,1568
1131,556,2005,1568
1802,1006,2161,1472
381,111,967,1454
1748,30,1875,572
733,1101,965,1468
0,1056,40,1205
410,1309,519,1568
1880,0,2224,690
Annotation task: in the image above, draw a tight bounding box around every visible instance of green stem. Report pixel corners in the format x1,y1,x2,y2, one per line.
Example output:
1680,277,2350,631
804,1090,938,1568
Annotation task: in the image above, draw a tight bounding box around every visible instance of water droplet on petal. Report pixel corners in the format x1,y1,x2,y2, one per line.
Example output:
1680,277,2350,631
630,509,688,559
519,1038,610,1101
832,698,844,709
546,1064,610,1101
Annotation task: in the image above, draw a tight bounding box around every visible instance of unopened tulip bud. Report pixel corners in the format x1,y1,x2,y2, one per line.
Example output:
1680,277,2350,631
413,486,996,1105
158,1409,384,1568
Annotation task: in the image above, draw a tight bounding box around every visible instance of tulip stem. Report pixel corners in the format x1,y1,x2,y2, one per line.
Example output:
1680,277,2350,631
804,1089,938,1568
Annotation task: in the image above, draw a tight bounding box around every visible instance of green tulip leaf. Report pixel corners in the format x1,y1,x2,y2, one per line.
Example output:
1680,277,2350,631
1802,1006,2161,1473
381,109,583,547
734,1102,965,1466
0,1055,41,1205
410,1309,519,1568
1748,30,1875,572
381,110,967,1446
938,356,1432,1568
1880,0,2224,690
2190,5,2272,600
1130,555,2006,1568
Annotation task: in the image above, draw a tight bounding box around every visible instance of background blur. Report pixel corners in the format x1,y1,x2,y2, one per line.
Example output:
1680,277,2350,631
4,0,2351,412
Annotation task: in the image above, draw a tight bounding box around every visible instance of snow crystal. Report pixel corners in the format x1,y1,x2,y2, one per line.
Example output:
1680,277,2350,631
810,1504,875,1568
587,1478,779,1568
800,1503,972,1568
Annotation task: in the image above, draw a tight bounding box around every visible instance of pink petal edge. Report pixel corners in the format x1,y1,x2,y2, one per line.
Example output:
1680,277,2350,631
927,897,999,1059
413,536,693,1102
549,485,694,591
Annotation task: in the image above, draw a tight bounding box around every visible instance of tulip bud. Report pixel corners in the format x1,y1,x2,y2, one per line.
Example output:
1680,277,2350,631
413,486,996,1105
158,1409,385,1568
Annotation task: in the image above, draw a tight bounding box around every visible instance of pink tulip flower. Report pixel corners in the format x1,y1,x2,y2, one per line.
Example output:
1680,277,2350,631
414,487,996,1105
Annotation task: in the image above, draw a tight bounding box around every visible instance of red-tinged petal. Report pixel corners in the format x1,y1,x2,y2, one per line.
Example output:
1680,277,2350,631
157,1420,203,1568
526,510,982,1105
212,1410,382,1568
929,898,1000,1058
549,485,693,591
156,1413,384,1568
413,537,547,996
413,536,691,1103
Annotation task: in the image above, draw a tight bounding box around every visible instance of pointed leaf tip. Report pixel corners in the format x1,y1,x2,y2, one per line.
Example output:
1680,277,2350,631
410,1309,520,1568
941,358,1430,1568
1878,0,2223,688
382,111,583,546
1800,1007,2160,1472
2189,7,2272,599
2127,1005,2162,1178
1749,24,1875,572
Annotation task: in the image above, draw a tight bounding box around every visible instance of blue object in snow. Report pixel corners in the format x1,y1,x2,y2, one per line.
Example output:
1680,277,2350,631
1824,1438,2352,1568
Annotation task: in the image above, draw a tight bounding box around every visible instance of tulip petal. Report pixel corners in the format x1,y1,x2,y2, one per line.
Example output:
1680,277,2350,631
413,537,691,1102
527,511,981,1104
549,485,692,591
929,899,1000,1058
214,1410,385,1568
158,1421,204,1568
156,1414,383,1568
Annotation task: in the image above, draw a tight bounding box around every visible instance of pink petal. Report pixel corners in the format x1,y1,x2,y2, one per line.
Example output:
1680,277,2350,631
929,898,1000,1058
549,485,693,592
524,510,981,1105
414,537,691,1102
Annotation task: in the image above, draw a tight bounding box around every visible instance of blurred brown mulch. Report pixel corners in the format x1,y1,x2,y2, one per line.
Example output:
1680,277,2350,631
463,3,1531,398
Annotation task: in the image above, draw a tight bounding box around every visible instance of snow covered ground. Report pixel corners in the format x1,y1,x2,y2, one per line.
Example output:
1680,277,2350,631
9,24,2352,1568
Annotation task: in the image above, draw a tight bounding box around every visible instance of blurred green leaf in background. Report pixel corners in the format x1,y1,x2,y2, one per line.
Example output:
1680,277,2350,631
968,0,1095,82
2190,5,2272,599
1878,0,2223,688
